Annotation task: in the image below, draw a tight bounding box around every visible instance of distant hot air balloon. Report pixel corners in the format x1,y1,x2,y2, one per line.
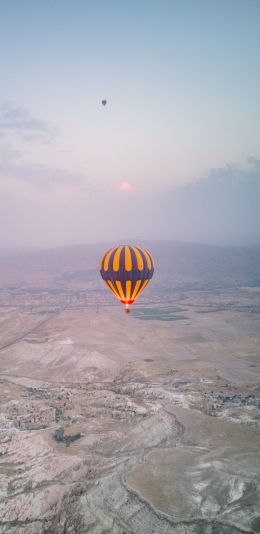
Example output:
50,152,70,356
100,245,154,313
101,100,107,106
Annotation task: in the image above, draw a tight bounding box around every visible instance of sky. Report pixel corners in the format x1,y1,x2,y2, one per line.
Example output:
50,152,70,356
0,0,259,248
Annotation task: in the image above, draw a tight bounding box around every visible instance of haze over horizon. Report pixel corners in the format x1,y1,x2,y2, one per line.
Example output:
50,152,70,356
1,0,260,248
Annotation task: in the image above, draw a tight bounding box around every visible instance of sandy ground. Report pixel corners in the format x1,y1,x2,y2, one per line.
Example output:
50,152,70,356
0,299,260,533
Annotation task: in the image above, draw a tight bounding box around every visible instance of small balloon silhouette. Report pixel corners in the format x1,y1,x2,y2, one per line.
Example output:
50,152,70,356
102,100,107,106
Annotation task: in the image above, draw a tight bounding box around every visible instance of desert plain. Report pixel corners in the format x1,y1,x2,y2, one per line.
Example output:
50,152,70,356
0,242,260,534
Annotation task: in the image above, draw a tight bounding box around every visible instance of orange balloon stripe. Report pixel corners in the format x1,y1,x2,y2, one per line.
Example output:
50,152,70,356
113,246,123,271
126,280,132,301
116,280,125,300
104,247,117,271
142,248,152,270
125,246,132,271
134,279,149,300
131,246,143,270
106,280,121,300
131,280,142,301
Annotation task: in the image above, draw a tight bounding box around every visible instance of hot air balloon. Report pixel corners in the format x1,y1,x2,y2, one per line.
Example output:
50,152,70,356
101,100,107,106
100,245,154,313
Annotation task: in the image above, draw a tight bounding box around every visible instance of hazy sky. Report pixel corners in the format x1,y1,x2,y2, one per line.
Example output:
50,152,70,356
0,0,259,247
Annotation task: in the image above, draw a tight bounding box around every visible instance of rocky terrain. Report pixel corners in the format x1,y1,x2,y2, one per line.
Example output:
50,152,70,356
0,243,260,533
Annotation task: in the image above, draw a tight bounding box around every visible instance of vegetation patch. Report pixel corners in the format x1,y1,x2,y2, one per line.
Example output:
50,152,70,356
132,307,187,321
53,427,81,447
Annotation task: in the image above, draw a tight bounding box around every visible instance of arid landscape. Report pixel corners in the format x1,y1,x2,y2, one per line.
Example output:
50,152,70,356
0,242,260,534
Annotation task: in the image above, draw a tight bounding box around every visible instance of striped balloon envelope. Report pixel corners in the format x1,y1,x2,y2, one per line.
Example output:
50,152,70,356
100,245,154,312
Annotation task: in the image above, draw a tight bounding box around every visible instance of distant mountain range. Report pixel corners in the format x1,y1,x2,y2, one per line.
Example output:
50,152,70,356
0,241,259,290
